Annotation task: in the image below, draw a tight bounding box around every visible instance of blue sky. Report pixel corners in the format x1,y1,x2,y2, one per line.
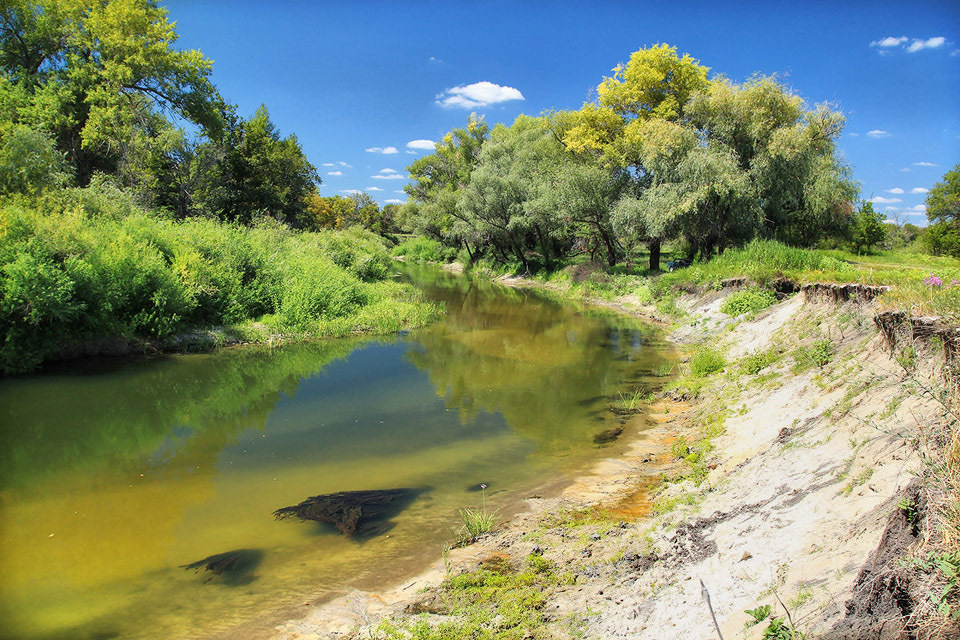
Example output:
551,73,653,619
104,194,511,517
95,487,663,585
162,0,959,224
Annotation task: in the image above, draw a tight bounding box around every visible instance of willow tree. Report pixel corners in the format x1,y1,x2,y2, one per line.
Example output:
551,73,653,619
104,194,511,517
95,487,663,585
402,115,489,257
686,77,857,245
560,44,711,269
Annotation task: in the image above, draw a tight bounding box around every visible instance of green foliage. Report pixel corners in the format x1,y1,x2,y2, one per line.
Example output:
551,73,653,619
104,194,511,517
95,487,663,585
393,237,458,263
690,347,726,377
740,348,779,375
374,553,570,639
745,604,772,626
850,201,886,253
761,617,805,639
0,190,439,373
926,164,959,226
923,221,960,258
720,287,778,316
0,124,72,195
791,339,833,373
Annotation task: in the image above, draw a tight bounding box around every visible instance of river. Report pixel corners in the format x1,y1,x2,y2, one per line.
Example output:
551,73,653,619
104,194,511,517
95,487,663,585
0,264,674,640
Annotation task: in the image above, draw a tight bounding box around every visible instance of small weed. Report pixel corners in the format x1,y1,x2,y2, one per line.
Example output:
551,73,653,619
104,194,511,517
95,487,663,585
911,551,960,620
456,484,498,543
741,348,779,375
745,604,772,627
841,467,874,495
792,339,834,373
896,344,917,371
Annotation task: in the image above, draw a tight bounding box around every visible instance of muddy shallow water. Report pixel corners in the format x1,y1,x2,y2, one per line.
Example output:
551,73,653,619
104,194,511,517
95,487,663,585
0,265,674,640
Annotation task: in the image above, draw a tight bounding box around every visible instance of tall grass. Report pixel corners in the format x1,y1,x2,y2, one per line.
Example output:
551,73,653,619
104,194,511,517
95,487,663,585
0,188,441,373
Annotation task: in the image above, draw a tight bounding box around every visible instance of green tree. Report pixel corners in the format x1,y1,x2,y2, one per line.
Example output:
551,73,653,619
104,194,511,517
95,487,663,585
923,164,960,257
560,44,711,269
199,105,319,226
0,0,225,185
404,114,489,255
850,201,886,253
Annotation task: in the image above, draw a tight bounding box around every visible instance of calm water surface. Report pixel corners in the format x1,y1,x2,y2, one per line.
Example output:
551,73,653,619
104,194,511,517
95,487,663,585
0,265,674,640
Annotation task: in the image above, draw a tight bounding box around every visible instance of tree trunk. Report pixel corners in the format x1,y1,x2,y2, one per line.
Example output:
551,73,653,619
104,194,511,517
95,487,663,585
648,238,661,271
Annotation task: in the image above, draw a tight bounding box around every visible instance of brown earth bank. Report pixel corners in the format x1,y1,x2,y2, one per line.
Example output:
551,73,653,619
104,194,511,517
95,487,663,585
267,279,959,640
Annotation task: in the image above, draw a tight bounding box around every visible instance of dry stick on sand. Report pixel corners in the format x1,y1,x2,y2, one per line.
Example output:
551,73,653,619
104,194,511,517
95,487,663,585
700,579,725,640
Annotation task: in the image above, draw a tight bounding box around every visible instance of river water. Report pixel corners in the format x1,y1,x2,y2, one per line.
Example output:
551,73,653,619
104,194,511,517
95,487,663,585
0,265,673,640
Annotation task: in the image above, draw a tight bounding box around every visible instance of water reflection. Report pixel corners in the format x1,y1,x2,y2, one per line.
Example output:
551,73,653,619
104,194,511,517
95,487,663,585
0,265,674,640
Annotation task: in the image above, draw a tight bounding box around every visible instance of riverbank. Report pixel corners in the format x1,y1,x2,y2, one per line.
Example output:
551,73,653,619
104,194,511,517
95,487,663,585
268,275,959,639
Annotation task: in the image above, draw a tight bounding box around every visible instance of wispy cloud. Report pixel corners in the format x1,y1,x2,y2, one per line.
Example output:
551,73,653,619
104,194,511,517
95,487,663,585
871,36,908,48
365,146,399,154
885,187,904,194
365,186,384,192
320,162,336,167
378,168,398,174
385,199,405,204
871,196,902,204
327,171,342,176
867,130,891,138
907,36,946,52
339,189,362,195
371,173,406,180
899,167,912,172
436,81,525,109
339,161,352,168
870,35,947,53
910,187,929,194
428,56,442,64
914,161,938,167
406,139,436,150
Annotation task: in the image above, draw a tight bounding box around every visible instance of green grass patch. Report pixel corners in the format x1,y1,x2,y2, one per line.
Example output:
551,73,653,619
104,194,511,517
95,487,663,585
691,347,726,377
720,287,778,317
392,236,458,263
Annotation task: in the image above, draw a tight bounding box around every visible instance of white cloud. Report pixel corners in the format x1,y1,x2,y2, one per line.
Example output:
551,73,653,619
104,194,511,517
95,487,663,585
406,139,436,150
847,132,860,137
371,173,406,180
871,196,902,204
436,81,525,109
339,189,362,195
907,36,945,52
885,187,905,194
327,171,343,176
365,147,399,154
365,186,384,192
339,161,352,168
871,36,908,47
910,187,929,194
378,168,398,174
914,161,937,167
867,130,891,138
320,162,336,167
406,150,417,154
385,199,405,204
394,190,406,194
428,56,442,64
900,167,911,172
952,49,960,57
906,204,928,213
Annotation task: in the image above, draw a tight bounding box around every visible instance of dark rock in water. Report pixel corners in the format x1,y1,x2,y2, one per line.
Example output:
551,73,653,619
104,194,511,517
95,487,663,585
273,488,423,536
181,548,264,584
593,425,625,444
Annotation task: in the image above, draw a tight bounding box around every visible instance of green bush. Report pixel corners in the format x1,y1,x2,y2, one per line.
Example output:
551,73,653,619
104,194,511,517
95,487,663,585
0,187,439,373
721,287,778,316
740,348,778,375
392,236,458,263
691,347,726,377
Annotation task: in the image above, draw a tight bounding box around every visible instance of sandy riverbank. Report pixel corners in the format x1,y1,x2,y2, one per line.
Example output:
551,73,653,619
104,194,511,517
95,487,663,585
267,280,958,639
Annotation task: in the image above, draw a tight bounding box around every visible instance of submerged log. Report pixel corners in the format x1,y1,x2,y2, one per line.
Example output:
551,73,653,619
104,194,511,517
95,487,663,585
273,488,423,536
181,548,263,584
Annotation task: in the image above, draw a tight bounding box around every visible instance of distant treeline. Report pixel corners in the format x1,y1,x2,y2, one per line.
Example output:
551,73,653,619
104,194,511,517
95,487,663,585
396,45,959,268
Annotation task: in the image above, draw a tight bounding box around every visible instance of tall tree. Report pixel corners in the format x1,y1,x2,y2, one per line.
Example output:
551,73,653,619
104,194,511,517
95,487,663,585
560,44,711,269
0,0,226,186
923,164,960,257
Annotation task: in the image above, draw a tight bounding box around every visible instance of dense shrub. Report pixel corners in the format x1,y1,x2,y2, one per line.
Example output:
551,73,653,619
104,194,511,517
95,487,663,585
392,237,458,263
0,187,437,373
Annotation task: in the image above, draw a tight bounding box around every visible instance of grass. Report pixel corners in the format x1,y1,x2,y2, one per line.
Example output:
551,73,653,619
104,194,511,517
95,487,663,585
456,484,498,543
372,552,573,639
720,287,779,317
